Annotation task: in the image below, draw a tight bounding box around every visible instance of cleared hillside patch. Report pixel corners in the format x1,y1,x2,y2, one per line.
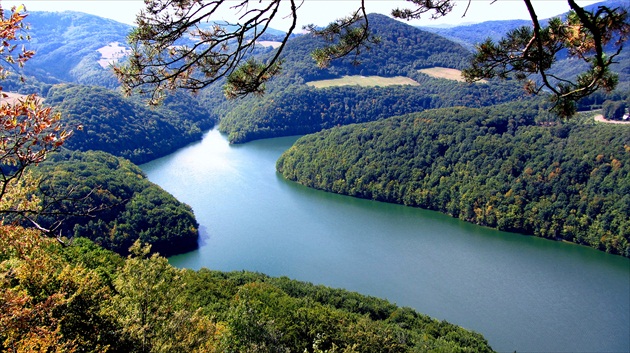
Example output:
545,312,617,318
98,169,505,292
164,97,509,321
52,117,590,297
419,67,487,83
97,42,130,68
0,92,28,104
306,75,420,88
256,40,282,48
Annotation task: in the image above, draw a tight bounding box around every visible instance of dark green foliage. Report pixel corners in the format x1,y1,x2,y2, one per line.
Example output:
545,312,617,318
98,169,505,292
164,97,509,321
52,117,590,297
602,100,628,120
45,84,215,164
2,234,494,352
212,13,524,144
219,76,526,143
33,150,199,257
178,269,493,352
575,90,629,111
277,101,630,257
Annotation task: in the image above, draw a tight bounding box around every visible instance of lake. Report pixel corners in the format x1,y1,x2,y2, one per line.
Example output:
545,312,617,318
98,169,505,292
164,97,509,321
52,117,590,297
141,129,630,352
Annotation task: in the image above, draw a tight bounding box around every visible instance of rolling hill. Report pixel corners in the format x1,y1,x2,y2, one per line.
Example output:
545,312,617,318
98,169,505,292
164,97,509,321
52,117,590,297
45,84,216,164
214,13,528,143
22,11,132,86
419,0,630,91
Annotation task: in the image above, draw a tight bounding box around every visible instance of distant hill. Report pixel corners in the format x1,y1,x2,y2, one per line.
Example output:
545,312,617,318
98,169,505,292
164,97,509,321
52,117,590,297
22,11,132,87
420,0,628,48
214,13,527,143
45,84,216,164
275,13,471,83
419,20,531,51
18,11,291,89
418,0,629,91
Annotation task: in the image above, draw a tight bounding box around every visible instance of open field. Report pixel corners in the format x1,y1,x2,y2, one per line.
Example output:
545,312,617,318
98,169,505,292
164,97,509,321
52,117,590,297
97,42,130,68
594,114,630,124
418,67,487,83
256,40,282,48
0,92,28,105
306,75,420,88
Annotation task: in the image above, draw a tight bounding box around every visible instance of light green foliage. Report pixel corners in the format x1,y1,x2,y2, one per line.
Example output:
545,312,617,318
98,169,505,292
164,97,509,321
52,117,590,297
179,270,493,352
0,227,121,352
112,241,221,353
2,227,494,352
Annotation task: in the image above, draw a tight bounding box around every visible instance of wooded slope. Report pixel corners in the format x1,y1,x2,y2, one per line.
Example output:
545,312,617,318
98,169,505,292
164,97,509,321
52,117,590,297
277,102,630,257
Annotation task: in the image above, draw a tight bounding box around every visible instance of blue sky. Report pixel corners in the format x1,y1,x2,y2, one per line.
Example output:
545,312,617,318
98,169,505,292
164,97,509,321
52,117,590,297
4,0,603,29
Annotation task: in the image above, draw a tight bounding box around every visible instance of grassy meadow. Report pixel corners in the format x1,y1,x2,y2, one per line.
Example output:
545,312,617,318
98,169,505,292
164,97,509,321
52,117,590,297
418,67,488,83
306,75,420,88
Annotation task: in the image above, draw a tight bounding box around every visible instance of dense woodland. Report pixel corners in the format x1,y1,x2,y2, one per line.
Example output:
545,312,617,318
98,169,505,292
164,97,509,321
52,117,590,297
277,101,630,257
2,3,629,351
219,75,527,143
44,84,216,164
1,230,493,352
28,150,200,257
215,14,530,143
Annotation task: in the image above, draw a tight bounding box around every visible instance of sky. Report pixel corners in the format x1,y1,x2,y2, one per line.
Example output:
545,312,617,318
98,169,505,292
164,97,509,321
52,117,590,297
3,0,604,29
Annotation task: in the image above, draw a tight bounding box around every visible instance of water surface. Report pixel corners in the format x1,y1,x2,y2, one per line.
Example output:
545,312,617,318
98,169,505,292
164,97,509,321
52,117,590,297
142,129,630,353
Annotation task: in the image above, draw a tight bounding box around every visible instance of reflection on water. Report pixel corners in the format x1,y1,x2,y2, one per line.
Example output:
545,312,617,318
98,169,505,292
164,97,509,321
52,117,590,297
142,129,630,353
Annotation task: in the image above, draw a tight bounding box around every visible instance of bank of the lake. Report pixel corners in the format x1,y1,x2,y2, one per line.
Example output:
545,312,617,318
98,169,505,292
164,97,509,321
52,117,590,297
141,129,630,353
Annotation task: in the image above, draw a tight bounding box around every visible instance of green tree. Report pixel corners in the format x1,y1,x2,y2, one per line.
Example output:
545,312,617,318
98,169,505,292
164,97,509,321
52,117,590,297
112,241,221,353
0,5,72,210
602,100,627,120
0,225,122,353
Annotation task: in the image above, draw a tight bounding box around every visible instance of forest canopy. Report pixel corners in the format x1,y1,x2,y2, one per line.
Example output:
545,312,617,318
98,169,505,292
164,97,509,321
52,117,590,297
45,84,216,164
277,101,630,257
1,232,495,352
28,150,200,257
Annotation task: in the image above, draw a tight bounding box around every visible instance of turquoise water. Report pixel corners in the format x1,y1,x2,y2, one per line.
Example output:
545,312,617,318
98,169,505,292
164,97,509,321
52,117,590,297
142,129,630,352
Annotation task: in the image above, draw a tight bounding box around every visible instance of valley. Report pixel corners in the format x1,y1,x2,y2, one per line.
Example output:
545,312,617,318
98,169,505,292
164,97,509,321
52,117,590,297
144,128,630,353
2,1,629,352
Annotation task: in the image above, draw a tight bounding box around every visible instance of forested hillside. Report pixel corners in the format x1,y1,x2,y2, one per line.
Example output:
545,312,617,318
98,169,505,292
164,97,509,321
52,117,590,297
277,101,630,257
420,20,531,51
45,84,216,164
1,231,493,352
214,13,527,143
29,150,199,257
20,11,131,86
274,13,471,82
220,76,527,143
